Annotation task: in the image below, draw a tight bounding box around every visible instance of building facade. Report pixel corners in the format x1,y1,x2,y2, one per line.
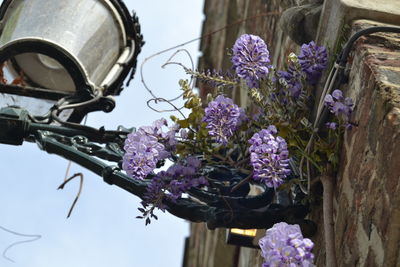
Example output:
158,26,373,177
183,0,400,266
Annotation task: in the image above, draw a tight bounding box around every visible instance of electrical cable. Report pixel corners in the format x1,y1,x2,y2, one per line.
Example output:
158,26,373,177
336,26,400,84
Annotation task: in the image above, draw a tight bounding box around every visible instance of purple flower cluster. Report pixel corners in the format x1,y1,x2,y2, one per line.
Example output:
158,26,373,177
259,222,314,267
122,118,179,179
203,95,245,145
231,34,271,88
325,122,337,130
277,42,327,100
278,65,304,98
138,118,179,150
248,126,291,188
143,156,208,210
324,89,353,128
298,41,328,85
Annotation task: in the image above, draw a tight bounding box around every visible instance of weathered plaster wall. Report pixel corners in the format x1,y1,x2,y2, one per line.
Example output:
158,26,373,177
184,2,400,267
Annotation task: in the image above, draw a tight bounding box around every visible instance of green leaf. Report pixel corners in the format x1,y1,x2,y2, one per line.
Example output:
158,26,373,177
177,119,189,128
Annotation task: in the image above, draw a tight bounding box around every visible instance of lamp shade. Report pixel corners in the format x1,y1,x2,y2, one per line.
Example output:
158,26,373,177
0,0,141,97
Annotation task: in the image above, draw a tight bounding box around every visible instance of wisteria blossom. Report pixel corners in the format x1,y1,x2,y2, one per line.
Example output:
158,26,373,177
278,65,304,98
143,156,208,210
122,118,178,179
278,42,327,100
122,133,167,179
231,34,271,88
121,34,350,265
325,122,338,130
248,126,291,188
203,95,245,145
298,41,328,85
259,222,314,267
324,89,353,123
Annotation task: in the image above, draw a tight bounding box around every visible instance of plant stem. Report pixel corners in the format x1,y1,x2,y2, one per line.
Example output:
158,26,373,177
320,172,337,267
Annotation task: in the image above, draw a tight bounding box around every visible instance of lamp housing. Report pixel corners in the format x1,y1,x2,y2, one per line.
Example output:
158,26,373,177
0,0,143,121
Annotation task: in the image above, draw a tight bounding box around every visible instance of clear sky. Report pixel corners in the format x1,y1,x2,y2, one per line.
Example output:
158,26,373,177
0,1,204,266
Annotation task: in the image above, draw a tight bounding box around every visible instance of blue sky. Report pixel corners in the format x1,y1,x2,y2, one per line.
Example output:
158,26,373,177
0,1,204,266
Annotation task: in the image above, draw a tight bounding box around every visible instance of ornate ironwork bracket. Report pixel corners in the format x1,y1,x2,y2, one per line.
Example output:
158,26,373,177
0,106,315,235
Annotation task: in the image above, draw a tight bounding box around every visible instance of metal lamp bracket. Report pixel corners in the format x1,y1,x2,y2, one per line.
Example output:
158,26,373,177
0,106,316,236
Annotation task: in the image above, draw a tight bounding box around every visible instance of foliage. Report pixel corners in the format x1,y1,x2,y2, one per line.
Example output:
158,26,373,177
122,34,353,264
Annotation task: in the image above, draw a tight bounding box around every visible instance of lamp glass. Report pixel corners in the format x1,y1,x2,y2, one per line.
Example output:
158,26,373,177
226,228,259,248
13,53,75,92
230,228,257,237
37,54,64,70
0,62,71,119
0,94,71,119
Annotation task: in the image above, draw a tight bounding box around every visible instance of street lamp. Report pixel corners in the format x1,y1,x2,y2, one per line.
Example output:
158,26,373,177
0,0,314,234
0,0,143,121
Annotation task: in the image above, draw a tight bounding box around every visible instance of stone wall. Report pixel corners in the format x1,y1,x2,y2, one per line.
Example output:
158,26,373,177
331,20,400,267
184,1,400,267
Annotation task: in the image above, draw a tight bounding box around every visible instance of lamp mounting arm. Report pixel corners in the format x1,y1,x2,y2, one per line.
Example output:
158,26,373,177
0,106,314,233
